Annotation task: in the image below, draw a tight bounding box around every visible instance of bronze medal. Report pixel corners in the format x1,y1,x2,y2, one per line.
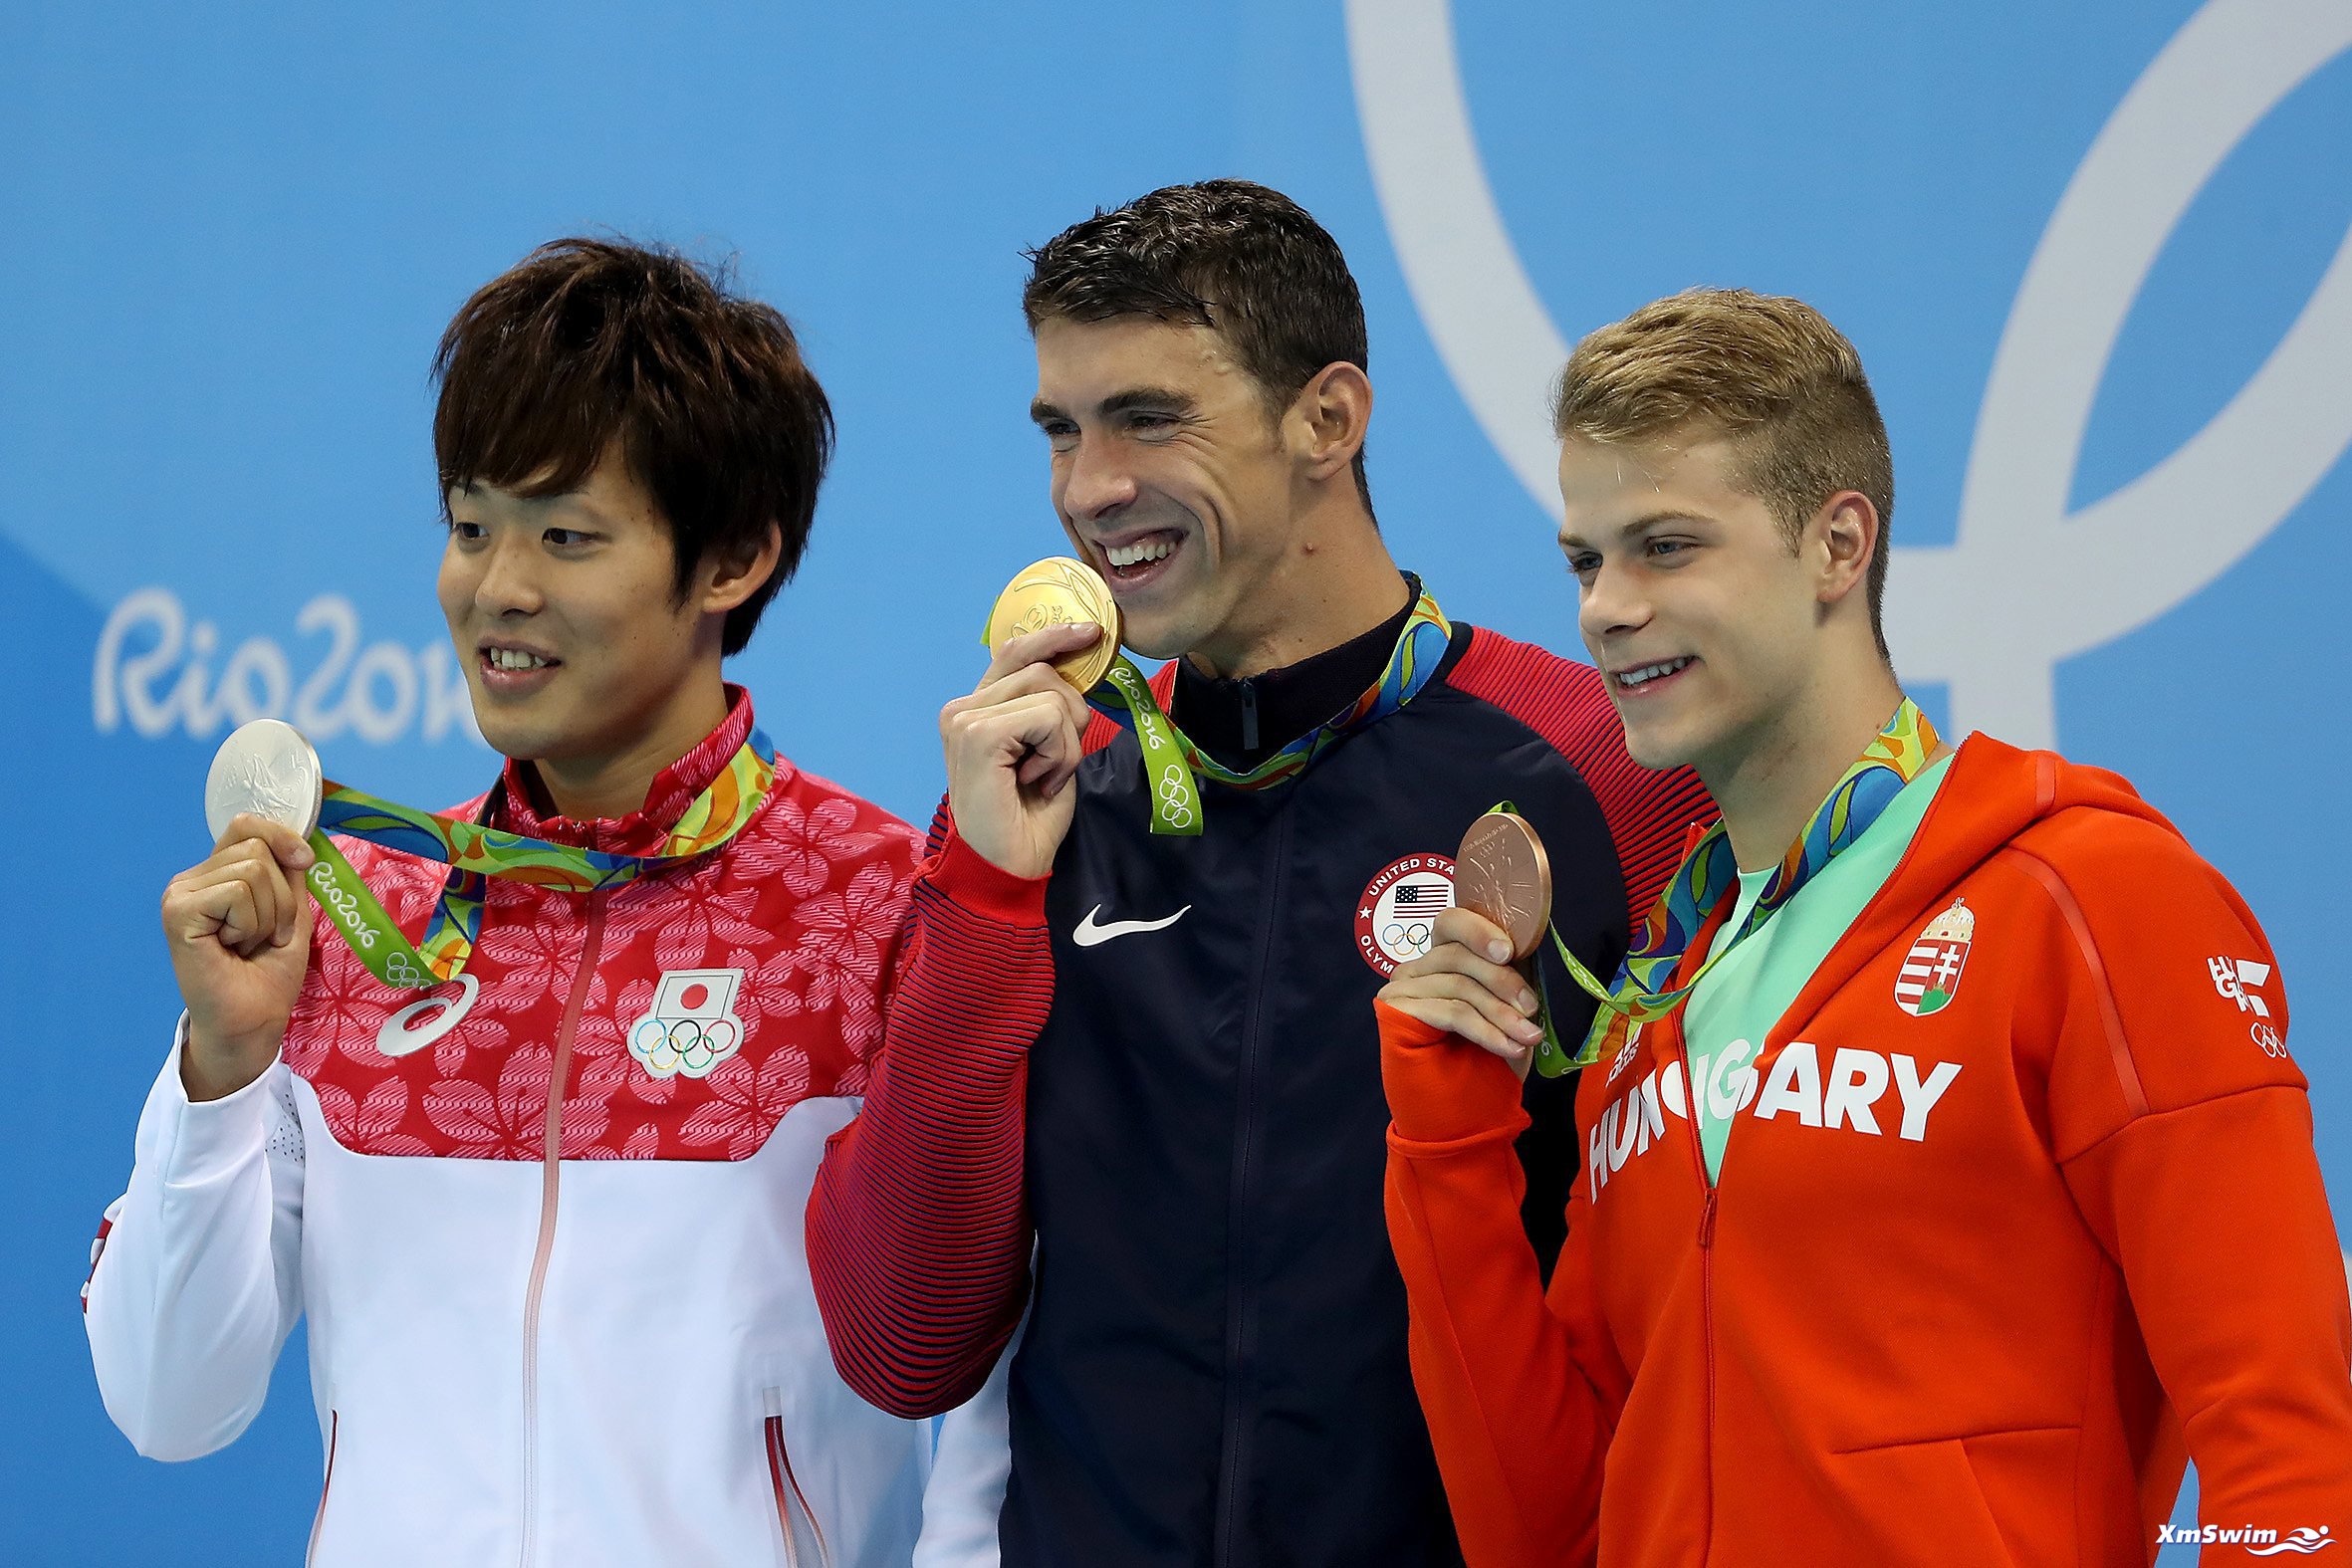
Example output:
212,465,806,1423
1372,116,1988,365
987,556,1122,693
1454,810,1552,962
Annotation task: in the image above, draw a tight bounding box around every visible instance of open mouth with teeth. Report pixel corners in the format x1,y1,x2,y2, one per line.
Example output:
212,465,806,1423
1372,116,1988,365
479,643,562,692
1611,655,1695,696
1096,530,1183,588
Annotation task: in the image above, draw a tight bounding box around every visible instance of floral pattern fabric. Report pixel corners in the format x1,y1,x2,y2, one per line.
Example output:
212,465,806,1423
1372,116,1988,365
282,696,920,1161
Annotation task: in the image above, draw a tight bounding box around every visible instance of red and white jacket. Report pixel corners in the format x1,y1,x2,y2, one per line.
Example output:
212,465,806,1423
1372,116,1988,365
84,692,993,1567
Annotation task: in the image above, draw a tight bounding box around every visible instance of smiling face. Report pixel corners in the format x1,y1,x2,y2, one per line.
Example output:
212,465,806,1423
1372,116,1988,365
1558,427,1871,778
437,448,754,783
1031,316,1314,671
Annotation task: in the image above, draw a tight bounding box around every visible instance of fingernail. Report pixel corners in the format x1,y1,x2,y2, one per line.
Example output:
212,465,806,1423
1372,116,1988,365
1519,992,1538,1014
1487,939,1511,962
1511,1018,1542,1043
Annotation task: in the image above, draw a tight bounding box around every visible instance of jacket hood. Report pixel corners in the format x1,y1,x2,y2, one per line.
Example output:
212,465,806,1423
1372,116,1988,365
1897,730,2175,909
1764,730,2179,1051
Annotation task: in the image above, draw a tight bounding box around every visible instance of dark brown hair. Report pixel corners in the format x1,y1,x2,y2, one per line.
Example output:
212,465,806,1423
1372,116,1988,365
432,237,832,656
1553,288,1895,659
1023,179,1374,511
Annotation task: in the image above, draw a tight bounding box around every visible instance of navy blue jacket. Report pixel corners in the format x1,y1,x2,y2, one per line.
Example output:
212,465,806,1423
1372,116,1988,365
997,610,1705,1567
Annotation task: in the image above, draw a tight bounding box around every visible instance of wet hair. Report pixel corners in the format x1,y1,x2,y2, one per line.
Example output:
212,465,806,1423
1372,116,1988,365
1023,179,1374,512
1554,288,1895,658
432,236,832,655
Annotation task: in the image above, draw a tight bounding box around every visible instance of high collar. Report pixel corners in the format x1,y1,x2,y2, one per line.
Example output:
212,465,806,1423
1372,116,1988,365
492,684,771,855
1171,576,1418,772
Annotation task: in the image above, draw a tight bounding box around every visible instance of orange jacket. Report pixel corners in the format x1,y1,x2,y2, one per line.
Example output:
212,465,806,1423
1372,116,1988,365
1382,735,2352,1566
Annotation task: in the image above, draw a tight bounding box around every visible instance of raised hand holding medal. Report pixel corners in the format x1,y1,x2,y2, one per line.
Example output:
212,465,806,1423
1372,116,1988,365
1386,804,1605,1080
165,720,327,1100
1449,807,1578,1078
941,557,1110,879
1376,822,1551,1078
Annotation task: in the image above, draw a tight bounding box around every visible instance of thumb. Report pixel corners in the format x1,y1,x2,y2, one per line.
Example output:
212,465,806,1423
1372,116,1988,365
260,820,319,874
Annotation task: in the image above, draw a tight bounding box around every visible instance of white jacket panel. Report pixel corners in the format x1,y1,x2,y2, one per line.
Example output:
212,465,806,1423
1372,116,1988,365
86,1034,305,1461
91,1039,936,1568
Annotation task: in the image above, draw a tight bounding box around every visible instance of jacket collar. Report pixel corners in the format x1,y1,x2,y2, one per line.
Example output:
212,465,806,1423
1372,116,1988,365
491,684,771,856
1170,579,1418,771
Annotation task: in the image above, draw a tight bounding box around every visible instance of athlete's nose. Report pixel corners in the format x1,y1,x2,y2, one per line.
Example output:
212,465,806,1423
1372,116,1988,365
471,528,547,619
1577,558,1651,646
1058,435,1139,524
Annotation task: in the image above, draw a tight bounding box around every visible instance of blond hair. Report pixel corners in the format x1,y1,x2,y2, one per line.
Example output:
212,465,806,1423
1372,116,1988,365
1552,288,1894,656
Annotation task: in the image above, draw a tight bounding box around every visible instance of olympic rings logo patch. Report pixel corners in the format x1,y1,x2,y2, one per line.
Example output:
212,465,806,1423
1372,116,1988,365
627,969,749,1080
1355,853,1456,978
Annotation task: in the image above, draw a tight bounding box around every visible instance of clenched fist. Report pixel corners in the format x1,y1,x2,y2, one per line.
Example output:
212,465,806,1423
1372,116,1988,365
161,813,317,1102
941,622,1102,880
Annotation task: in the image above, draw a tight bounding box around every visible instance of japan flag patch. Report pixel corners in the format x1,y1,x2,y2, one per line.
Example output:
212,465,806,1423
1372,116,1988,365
628,969,748,1079
1895,899,1975,1018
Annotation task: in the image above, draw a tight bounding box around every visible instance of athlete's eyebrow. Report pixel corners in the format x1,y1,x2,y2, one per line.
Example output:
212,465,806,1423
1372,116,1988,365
1559,509,1705,553
1032,386,1199,429
441,481,615,528
1099,386,1196,417
553,492,621,530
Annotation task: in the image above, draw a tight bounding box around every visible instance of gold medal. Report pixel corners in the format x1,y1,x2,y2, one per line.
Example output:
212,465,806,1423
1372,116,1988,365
987,556,1122,693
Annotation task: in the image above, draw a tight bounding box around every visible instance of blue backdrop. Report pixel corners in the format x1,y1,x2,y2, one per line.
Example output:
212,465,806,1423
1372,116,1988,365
5,2,2347,1561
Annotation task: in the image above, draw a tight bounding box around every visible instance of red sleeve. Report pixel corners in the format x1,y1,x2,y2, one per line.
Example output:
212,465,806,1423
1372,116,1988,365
1382,1000,1618,1567
2017,816,2352,1561
806,815,1055,1418
1443,628,1713,926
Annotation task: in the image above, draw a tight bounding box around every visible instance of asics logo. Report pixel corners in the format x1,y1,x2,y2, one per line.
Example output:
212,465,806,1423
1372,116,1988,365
1072,904,1192,947
377,973,480,1057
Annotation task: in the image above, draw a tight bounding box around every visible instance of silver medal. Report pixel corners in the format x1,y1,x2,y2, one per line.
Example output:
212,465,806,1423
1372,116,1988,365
204,719,325,842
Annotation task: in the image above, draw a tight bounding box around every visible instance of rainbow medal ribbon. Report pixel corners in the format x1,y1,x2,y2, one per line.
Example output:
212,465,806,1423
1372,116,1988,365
1087,579,1454,834
1537,700,1941,1074
204,718,777,990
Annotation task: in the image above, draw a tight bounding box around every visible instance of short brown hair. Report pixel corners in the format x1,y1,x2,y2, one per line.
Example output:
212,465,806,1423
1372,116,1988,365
432,237,832,656
1553,288,1894,657
1023,179,1375,513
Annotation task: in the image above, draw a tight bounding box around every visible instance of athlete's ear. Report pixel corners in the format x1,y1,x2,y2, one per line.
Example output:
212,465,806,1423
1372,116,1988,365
1289,361,1372,484
1813,491,1878,610
701,521,784,616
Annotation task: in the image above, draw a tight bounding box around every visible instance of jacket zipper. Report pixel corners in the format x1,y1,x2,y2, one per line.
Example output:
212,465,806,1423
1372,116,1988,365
1675,1035,1720,1568
764,1386,831,1568
1212,805,1293,1568
516,892,606,1568
1238,680,1260,753
305,1409,340,1567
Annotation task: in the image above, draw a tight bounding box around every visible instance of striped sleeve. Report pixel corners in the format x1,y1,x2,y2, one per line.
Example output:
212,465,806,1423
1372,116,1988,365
1443,626,1714,926
806,816,1055,1418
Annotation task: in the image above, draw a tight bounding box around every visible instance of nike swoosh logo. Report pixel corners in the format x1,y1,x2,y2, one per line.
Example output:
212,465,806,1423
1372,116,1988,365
1072,904,1193,947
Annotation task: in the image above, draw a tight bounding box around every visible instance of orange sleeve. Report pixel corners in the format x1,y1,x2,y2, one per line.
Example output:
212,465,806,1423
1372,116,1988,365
1381,1000,1613,1568
2020,820,2352,1561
